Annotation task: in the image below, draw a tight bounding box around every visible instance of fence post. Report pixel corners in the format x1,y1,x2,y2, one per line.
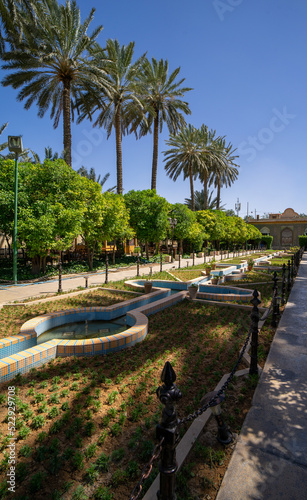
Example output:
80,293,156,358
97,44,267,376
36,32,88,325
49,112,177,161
272,271,278,296
156,361,182,500
137,253,140,277
287,260,291,293
281,263,286,305
291,255,294,284
271,294,280,328
178,252,181,269
105,253,109,285
249,289,260,376
58,259,62,293
160,252,163,273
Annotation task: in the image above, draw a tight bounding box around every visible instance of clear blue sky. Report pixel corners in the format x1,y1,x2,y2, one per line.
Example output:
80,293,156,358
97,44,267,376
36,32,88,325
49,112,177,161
1,0,306,217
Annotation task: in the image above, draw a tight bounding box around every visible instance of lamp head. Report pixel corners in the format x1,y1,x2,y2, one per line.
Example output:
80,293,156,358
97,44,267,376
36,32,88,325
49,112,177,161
8,136,23,155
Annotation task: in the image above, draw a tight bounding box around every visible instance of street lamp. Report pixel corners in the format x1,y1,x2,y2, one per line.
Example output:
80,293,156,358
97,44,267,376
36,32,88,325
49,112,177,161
8,136,23,284
168,216,177,263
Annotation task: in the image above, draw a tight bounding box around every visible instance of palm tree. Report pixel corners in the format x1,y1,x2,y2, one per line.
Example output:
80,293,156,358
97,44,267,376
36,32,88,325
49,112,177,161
185,189,225,211
163,125,203,211
197,125,224,210
76,39,146,194
209,138,239,209
0,0,105,166
77,166,116,192
0,122,8,154
136,58,192,190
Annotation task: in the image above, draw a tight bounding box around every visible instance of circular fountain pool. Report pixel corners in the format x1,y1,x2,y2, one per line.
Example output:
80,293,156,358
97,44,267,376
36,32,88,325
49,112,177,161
37,317,127,344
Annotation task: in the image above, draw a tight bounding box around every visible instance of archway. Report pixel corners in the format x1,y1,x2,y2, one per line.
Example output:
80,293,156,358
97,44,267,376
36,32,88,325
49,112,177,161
281,228,293,246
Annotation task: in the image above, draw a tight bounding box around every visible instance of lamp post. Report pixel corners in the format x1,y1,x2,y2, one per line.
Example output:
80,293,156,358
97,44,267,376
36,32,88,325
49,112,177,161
8,136,23,284
168,216,177,263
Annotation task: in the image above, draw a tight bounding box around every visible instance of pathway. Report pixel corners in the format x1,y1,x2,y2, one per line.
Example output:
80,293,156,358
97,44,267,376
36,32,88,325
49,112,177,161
0,252,228,305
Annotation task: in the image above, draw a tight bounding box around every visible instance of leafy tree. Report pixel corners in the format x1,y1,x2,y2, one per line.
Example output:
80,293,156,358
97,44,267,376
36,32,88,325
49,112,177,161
136,58,192,190
19,159,84,273
76,39,146,194
0,0,105,166
195,210,217,248
124,190,170,258
0,159,84,274
80,181,132,269
19,200,82,274
170,203,197,253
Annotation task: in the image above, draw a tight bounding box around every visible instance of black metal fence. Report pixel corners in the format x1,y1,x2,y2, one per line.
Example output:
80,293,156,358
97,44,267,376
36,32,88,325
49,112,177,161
129,247,303,500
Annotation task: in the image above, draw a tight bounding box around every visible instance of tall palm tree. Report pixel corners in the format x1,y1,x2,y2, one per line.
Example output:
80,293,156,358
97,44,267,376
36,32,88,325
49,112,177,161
163,125,203,211
136,58,192,191
209,138,239,209
197,124,224,210
76,39,146,194
0,0,106,166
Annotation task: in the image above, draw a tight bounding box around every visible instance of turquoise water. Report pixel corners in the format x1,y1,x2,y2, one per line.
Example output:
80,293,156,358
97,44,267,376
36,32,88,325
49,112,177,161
37,316,127,344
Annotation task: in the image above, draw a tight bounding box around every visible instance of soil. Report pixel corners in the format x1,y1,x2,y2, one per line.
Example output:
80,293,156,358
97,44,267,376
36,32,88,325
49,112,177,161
0,292,277,500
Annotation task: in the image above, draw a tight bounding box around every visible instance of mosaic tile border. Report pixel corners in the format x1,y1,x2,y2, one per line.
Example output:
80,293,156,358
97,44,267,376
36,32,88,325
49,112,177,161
0,288,185,383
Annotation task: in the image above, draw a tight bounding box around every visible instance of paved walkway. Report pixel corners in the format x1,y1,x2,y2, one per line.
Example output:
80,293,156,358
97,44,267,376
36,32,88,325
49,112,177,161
0,252,225,305
217,252,307,500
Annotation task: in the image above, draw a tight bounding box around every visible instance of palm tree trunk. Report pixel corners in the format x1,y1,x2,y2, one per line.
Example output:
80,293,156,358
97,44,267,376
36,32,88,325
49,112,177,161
115,107,123,194
203,171,209,210
63,80,72,166
189,164,195,211
151,112,159,191
216,179,221,210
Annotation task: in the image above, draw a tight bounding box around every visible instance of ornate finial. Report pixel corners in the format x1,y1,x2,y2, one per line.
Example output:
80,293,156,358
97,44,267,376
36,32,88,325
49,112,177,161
250,289,261,308
161,361,176,386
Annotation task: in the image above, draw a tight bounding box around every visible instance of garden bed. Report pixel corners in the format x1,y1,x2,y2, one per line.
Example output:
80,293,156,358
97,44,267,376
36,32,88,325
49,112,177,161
0,289,136,339
0,297,276,499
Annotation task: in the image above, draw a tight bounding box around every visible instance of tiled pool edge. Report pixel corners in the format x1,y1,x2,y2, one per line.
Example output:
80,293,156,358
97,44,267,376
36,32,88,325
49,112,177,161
0,288,186,383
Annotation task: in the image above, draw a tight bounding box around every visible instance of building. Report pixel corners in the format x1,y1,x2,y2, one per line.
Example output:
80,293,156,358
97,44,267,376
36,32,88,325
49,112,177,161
248,208,307,248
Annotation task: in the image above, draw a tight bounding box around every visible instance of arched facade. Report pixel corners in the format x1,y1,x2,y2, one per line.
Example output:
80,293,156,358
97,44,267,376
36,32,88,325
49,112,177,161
281,228,293,246
248,208,307,248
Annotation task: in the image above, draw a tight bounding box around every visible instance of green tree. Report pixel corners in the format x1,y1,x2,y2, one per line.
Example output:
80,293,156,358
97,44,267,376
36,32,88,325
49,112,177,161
80,180,132,269
170,203,196,253
19,200,82,274
77,39,146,194
136,58,192,190
0,0,105,166
124,189,170,258
0,159,84,274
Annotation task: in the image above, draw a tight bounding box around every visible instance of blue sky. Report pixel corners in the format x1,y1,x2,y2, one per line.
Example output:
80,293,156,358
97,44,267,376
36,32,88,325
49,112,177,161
1,0,306,217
